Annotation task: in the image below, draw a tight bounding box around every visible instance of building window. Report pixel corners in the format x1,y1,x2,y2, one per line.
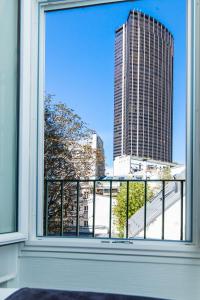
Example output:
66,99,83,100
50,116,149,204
84,221,88,227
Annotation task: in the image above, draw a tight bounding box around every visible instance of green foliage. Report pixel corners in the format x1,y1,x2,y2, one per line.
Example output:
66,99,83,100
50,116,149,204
113,182,154,238
160,166,172,180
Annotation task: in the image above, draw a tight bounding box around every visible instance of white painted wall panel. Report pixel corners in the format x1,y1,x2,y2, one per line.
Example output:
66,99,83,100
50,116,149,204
0,245,18,284
19,255,200,300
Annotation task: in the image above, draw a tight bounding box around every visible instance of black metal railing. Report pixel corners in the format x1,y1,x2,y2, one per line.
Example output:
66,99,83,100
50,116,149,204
44,179,186,241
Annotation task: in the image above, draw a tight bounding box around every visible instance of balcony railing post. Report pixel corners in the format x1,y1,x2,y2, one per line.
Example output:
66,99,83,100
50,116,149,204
76,180,80,236
144,181,147,239
60,181,64,236
92,181,96,238
45,180,49,236
180,180,184,240
126,181,129,239
109,180,112,238
162,181,165,240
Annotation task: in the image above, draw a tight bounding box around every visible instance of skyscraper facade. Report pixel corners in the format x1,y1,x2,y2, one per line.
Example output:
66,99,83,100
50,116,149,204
113,10,174,162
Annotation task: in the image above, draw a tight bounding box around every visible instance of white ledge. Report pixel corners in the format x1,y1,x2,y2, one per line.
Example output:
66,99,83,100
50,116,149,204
0,233,27,246
19,237,200,265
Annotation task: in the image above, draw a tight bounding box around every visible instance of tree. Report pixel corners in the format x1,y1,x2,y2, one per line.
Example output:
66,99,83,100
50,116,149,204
113,182,153,238
44,95,104,234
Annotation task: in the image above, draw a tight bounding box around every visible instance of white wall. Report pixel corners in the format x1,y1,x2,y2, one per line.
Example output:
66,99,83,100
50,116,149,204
1,243,200,299
18,251,200,300
0,244,19,287
138,200,183,240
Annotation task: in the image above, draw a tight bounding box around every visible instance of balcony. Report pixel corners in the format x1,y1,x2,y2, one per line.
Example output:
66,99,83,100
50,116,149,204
44,179,186,241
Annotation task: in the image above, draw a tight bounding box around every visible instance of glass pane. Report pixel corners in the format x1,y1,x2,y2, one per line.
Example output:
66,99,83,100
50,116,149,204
43,0,187,240
0,0,19,233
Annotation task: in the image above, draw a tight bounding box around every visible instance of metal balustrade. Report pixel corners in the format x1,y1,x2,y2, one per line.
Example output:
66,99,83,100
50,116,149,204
44,179,186,241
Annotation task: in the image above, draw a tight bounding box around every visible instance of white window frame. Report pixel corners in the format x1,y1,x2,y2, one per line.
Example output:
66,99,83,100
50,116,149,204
16,0,200,261
0,0,29,246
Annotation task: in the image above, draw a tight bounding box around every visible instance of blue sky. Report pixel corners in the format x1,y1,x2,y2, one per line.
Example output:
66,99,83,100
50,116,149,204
45,0,186,168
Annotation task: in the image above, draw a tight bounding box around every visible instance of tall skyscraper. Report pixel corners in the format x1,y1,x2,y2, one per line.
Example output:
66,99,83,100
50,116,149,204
113,10,174,162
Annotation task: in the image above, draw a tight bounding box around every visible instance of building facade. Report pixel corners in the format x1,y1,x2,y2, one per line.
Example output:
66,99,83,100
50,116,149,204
113,155,176,178
90,133,105,178
113,10,174,162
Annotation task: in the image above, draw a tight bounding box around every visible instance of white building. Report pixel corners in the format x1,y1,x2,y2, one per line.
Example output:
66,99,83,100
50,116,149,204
71,133,105,178
128,179,185,240
113,155,176,178
90,133,105,178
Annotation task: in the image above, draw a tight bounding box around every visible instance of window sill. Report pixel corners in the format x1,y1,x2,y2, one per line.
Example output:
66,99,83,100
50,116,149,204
20,237,200,265
0,232,27,246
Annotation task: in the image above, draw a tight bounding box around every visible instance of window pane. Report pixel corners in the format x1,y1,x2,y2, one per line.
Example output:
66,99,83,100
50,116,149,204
0,0,19,233
42,0,187,240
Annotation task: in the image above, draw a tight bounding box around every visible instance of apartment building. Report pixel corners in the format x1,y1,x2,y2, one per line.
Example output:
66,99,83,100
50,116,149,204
114,10,174,162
